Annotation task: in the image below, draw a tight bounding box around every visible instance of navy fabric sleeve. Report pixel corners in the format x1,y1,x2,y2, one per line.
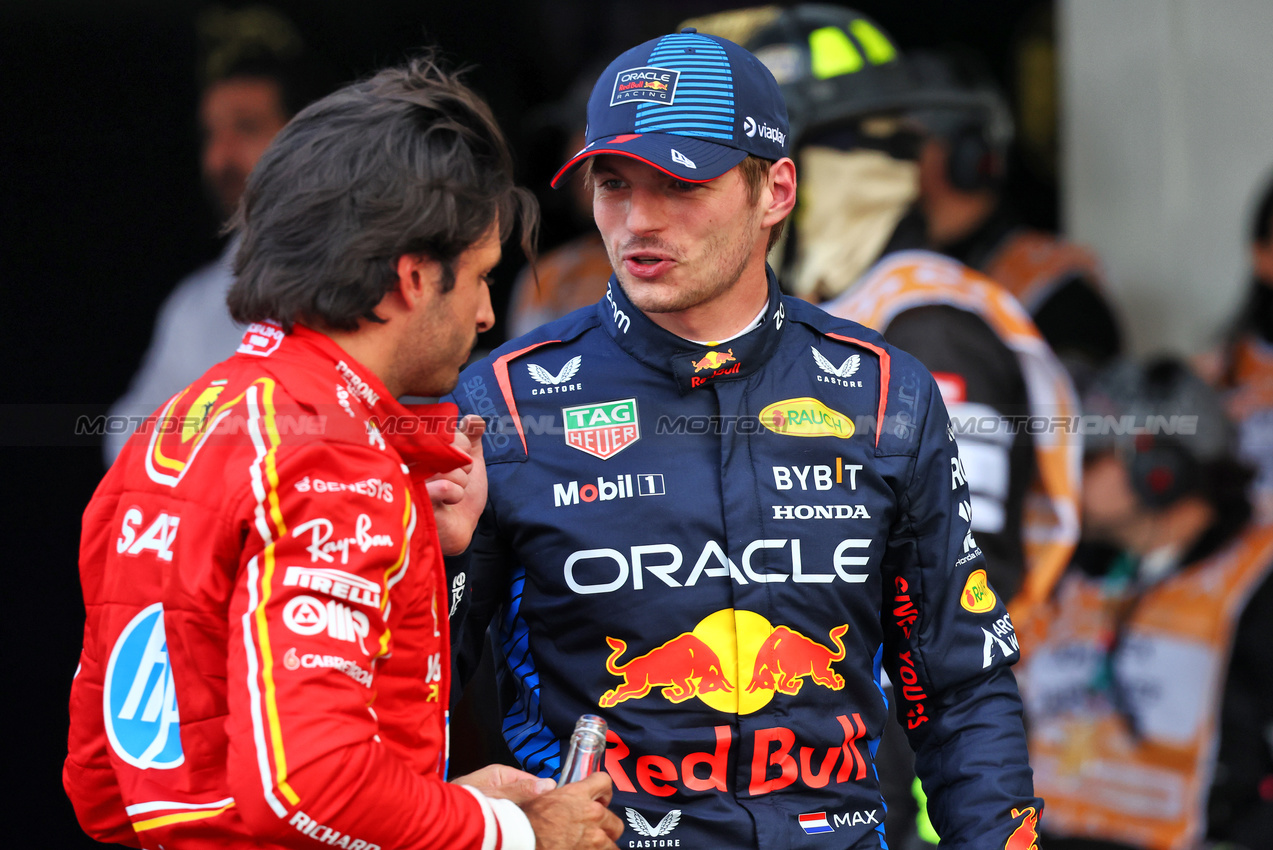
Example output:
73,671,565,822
880,370,1042,848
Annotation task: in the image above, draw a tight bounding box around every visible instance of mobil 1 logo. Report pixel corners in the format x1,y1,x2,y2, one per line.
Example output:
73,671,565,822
103,602,183,769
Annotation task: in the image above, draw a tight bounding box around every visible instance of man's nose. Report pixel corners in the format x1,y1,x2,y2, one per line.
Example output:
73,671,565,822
476,282,495,334
625,186,666,235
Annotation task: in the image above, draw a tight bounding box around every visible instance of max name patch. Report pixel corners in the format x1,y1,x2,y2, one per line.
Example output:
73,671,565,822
611,66,679,106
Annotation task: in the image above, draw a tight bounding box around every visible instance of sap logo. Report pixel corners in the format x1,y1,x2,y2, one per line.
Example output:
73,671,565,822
625,808,681,841
282,647,373,688
289,810,381,850
773,462,862,491
293,515,395,565
116,509,180,562
771,504,870,520
563,538,872,594
282,595,371,654
283,566,381,608
606,284,631,333
832,809,880,828
982,614,1019,668
104,603,183,769
553,473,665,506
670,149,696,169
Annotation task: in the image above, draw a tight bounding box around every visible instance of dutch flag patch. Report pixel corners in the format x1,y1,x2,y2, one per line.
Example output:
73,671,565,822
798,812,834,835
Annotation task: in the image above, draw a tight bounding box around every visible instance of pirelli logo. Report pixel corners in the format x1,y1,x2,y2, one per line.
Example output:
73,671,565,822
283,566,381,608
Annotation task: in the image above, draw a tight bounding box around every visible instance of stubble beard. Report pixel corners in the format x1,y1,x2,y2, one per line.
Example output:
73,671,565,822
613,209,761,316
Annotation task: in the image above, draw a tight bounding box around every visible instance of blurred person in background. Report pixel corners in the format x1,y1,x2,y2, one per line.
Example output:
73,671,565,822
505,64,613,338
104,6,330,464
1018,358,1273,850
909,48,1123,387
1199,174,1273,524
66,54,622,850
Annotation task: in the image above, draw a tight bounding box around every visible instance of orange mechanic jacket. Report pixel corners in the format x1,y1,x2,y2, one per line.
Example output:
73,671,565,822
1019,524,1273,849
65,323,533,850
823,250,1082,633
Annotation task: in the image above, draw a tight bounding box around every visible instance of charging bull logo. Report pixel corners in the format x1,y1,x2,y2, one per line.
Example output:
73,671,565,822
1004,806,1039,850
691,349,735,372
600,634,734,707
747,624,848,695
600,610,847,714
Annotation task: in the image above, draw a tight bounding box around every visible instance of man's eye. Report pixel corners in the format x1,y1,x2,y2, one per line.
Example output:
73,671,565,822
598,179,624,190
671,180,699,192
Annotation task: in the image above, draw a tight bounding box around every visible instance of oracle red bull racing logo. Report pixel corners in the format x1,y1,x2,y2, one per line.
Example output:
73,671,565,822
599,609,847,714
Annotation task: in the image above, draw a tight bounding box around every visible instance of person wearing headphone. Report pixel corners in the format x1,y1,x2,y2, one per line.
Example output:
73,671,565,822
909,48,1123,386
1018,358,1273,850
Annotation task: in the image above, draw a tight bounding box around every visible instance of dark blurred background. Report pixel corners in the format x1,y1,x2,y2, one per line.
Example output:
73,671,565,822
0,1,1053,844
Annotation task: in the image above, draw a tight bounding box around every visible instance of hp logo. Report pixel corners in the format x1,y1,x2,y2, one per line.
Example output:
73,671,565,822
103,603,184,769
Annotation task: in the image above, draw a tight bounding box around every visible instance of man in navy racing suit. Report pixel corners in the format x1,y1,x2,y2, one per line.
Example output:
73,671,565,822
447,28,1042,850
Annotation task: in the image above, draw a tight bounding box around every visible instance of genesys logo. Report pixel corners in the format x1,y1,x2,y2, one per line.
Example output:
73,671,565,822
565,538,871,594
295,476,393,503
760,398,854,439
606,705,871,798
553,473,665,507
528,356,583,395
282,647,373,688
282,595,371,654
599,609,847,713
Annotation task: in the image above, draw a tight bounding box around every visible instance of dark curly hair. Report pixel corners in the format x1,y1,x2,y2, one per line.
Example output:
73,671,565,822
228,53,538,331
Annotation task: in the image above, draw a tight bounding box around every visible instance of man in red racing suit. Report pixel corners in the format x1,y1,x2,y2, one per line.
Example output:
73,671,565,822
64,56,621,850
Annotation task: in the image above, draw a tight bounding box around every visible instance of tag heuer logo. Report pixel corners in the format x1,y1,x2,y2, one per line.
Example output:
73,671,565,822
563,398,639,460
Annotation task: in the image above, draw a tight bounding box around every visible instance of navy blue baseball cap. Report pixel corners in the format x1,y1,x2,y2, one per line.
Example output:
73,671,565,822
551,28,790,187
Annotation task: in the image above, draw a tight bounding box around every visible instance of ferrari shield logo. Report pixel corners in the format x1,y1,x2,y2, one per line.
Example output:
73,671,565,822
562,398,639,460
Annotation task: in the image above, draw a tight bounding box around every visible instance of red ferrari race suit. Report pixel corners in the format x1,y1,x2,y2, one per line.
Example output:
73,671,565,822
65,323,532,850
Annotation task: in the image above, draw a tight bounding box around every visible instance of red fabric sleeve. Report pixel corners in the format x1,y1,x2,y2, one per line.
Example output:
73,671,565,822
224,442,496,850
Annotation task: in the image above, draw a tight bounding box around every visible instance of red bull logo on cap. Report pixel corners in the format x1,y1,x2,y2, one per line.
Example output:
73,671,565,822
599,610,848,714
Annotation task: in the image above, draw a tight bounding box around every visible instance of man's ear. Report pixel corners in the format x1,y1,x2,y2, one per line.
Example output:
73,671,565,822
762,157,797,229
393,253,441,310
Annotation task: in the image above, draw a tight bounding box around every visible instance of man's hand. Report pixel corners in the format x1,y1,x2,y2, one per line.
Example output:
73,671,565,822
521,772,623,850
426,414,487,555
452,763,556,805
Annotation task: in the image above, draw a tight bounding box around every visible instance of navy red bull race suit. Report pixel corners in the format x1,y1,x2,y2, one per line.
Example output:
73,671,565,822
447,269,1042,849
